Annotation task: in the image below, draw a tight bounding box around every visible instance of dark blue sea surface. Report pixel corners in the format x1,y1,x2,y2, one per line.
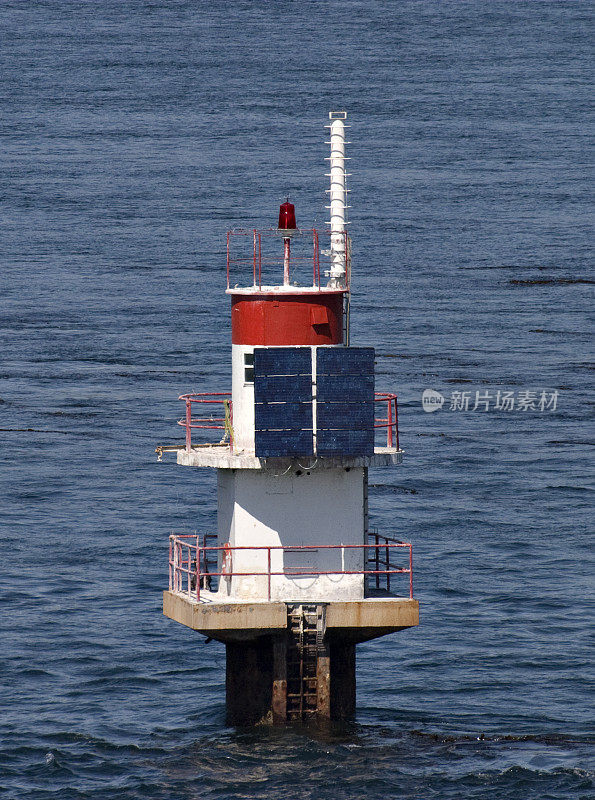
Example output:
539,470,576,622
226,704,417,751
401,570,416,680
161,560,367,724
1,1,593,798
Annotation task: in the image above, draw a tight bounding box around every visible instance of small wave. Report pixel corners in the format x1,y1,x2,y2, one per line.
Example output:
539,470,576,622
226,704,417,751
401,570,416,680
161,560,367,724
410,730,594,746
509,278,594,286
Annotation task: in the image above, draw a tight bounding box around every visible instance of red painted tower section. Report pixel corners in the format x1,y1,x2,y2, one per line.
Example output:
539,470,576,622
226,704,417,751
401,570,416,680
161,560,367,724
230,290,345,346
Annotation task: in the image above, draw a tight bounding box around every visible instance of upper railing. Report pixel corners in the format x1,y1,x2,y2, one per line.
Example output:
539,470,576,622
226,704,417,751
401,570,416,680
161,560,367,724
375,392,399,450
226,229,351,290
178,392,233,452
177,391,399,453
168,532,413,602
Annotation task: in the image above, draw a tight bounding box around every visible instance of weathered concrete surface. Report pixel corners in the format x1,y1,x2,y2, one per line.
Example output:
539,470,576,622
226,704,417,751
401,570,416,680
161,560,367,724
226,638,274,726
329,641,356,719
271,635,287,724
176,445,403,469
164,591,418,644
316,647,331,718
163,591,287,642
326,599,419,643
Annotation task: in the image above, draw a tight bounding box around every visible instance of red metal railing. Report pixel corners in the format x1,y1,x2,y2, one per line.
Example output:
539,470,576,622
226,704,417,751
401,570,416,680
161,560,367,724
178,393,233,453
374,392,399,450
168,533,413,602
226,228,349,291
177,391,399,452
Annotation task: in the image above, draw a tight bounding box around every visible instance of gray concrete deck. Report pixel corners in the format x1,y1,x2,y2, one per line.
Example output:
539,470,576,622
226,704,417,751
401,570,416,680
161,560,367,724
163,589,419,644
171,445,403,469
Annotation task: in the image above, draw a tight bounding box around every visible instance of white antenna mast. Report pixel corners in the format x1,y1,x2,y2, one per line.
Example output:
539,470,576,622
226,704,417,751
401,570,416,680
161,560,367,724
325,110,350,287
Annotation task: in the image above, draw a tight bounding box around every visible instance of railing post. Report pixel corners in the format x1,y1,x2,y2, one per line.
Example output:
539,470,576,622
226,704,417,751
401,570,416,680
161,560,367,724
229,401,234,454
258,232,262,288
385,540,390,593
202,533,207,593
169,536,173,590
185,398,192,452
267,547,271,601
179,542,183,593
409,544,413,599
226,231,230,289
196,535,200,602
186,542,190,596
344,231,348,287
394,397,399,451
253,229,257,286
316,230,320,286
375,533,380,590
387,397,393,448
171,540,175,591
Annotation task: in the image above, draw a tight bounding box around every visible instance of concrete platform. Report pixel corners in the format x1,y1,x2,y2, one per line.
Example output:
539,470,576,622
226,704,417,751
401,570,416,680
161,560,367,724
172,445,403,469
163,590,418,644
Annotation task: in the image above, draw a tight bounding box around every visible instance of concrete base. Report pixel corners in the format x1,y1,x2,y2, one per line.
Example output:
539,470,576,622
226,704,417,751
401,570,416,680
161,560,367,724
163,591,418,725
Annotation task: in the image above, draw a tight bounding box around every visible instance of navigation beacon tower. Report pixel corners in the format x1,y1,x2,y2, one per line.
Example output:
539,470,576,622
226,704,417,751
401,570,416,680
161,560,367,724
159,112,418,725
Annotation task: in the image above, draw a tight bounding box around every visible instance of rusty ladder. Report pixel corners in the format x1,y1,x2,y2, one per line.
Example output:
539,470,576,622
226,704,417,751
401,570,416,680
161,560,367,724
285,604,327,720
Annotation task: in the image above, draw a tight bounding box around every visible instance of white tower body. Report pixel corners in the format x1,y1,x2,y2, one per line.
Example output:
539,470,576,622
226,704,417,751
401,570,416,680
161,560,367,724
217,464,365,602
231,343,256,452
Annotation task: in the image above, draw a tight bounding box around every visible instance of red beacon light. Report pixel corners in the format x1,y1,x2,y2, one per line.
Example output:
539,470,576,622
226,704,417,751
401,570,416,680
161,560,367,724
278,199,297,231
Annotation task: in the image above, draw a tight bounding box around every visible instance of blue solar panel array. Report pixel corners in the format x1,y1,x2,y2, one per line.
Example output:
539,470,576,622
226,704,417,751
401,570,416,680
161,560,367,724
254,348,314,457
316,347,375,456
252,346,375,458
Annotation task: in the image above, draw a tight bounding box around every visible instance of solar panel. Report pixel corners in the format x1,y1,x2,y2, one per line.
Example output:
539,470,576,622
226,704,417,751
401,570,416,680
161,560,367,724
316,347,375,456
254,347,314,458
252,346,376,458
316,346,374,375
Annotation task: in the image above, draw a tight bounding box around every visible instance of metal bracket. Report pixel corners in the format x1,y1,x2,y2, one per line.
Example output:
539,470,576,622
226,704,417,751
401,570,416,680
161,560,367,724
155,444,185,462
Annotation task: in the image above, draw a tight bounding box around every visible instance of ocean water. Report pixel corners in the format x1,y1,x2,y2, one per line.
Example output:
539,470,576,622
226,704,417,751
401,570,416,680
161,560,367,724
1,1,593,798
